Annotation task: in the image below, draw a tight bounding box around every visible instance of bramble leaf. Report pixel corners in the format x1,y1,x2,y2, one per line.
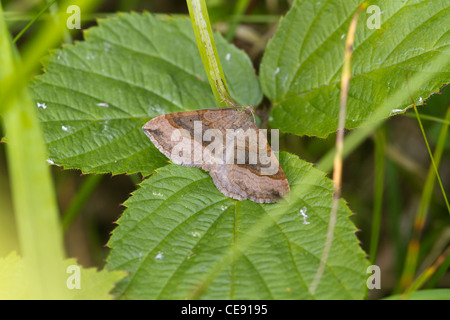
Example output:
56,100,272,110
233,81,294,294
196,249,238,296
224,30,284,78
107,153,369,299
260,0,450,137
30,13,262,175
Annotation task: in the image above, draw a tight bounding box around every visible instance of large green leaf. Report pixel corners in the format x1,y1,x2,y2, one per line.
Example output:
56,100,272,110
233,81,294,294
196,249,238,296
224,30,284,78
107,153,368,299
260,0,450,138
30,13,262,175
0,251,125,299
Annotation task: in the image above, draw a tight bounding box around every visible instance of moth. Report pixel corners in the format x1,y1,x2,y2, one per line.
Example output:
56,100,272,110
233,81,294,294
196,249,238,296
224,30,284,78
142,106,290,203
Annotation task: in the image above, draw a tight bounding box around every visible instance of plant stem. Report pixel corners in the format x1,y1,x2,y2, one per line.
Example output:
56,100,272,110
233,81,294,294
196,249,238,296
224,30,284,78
186,0,234,107
13,0,58,43
401,246,450,299
226,0,251,42
0,3,66,299
370,127,386,265
399,105,450,290
309,3,366,295
62,174,103,232
0,0,100,299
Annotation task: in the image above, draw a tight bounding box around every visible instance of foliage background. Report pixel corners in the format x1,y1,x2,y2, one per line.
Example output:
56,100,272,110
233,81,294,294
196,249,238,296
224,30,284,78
0,0,449,299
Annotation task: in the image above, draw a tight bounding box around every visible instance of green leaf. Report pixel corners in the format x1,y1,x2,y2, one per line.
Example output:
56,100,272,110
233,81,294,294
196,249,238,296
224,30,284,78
107,153,369,299
0,252,125,300
385,289,450,300
260,0,450,138
30,13,262,175
63,258,126,300
0,252,27,299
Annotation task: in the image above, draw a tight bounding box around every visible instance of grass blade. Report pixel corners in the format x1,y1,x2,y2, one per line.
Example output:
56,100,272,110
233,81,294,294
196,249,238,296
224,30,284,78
309,3,366,295
0,2,66,298
399,105,450,290
62,174,103,232
370,127,386,265
13,0,58,43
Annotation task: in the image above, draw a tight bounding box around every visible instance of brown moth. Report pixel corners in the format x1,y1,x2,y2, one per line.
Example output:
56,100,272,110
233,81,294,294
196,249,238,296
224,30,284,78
142,106,290,203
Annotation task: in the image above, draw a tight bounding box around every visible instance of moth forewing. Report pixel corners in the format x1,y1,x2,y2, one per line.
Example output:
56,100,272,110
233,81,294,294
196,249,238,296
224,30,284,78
142,108,290,203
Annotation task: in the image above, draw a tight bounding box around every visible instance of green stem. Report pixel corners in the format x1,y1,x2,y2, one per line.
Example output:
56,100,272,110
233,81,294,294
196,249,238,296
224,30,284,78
385,160,405,277
413,106,450,215
401,246,450,299
0,0,100,299
186,0,233,107
45,0,73,44
62,174,103,231
399,106,450,291
425,252,450,288
225,0,251,42
369,127,386,265
405,112,450,126
0,3,66,299
13,0,58,43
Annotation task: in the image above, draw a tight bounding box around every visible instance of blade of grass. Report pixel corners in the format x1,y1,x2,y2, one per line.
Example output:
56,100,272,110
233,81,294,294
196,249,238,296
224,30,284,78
0,0,100,299
45,0,72,44
0,2,66,298
385,159,406,277
420,226,450,288
405,112,450,126
225,0,251,42
13,0,58,43
385,288,450,300
369,127,386,265
7,12,281,24
425,251,450,289
409,101,449,217
6,12,116,23
398,105,450,291
1,0,100,117
231,14,281,24
401,246,450,299
62,174,103,232
186,0,234,107
309,3,366,295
